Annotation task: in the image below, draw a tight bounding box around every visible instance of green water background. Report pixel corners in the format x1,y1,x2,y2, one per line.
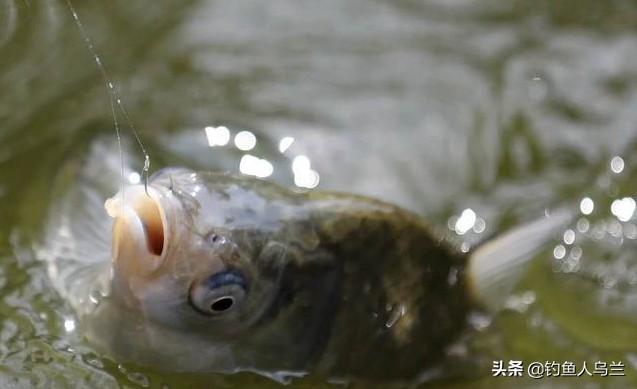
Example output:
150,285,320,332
2,0,637,387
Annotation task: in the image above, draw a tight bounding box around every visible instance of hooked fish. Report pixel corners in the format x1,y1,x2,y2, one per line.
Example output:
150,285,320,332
40,143,571,382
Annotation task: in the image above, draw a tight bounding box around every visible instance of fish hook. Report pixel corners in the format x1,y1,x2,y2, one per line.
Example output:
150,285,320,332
143,155,150,196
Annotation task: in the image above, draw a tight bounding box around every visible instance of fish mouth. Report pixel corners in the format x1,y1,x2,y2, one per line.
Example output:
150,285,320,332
105,185,168,276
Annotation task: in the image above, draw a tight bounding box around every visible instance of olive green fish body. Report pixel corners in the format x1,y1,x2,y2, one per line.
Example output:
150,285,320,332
41,158,569,381
100,169,470,377
307,193,471,378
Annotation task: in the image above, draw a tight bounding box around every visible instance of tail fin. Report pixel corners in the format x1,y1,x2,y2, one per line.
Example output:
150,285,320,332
467,208,574,311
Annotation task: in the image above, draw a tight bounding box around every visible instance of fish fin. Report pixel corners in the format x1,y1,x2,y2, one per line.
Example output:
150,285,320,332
38,139,125,314
39,183,114,311
467,208,574,311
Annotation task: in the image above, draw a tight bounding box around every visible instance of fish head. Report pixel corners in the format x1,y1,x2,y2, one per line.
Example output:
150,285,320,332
103,169,296,341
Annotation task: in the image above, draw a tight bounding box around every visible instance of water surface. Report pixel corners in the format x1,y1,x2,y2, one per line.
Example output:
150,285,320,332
2,0,637,387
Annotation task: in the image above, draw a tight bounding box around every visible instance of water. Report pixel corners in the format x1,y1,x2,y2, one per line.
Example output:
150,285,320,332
2,0,637,387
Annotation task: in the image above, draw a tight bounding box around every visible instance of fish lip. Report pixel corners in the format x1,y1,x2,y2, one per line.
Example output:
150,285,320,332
106,184,171,276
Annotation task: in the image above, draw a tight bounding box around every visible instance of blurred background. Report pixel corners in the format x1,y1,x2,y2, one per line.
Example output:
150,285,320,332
2,0,637,387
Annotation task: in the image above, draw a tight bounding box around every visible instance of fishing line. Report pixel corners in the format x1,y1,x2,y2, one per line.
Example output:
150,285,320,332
63,0,152,197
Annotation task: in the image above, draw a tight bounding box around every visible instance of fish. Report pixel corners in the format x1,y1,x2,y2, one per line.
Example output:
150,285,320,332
39,141,572,382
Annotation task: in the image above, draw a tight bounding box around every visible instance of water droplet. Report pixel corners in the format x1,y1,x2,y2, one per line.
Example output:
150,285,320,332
205,126,230,147
553,244,566,259
576,218,590,233
473,217,486,234
234,130,257,151
563,229,575,245
291,155,320,188
569,245,582,261
580,197,594,215
278,137,295,153
63,318,75,332
610,156,625,174
292,155,311,173
239,155,273,178
611,197,636,222
128,172,140,184
294,169,320,189
454,209,477,235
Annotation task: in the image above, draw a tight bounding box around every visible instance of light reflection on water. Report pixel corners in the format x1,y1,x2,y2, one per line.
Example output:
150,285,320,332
580,197,595,215
549,144,637,287
278,137,294,153
291,155,320,189
239,154,274,178
202,125,321,188
4,0,637,387
611,198,636,222
127,172,141,184
234,130,257,151
205,125,231,147
611,156,625,174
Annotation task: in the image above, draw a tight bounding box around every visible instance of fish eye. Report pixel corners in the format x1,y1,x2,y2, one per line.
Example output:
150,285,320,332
210,296,235,312
189,270,247,316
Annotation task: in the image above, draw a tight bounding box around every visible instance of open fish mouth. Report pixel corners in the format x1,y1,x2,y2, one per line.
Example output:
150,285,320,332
105,185,167,276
